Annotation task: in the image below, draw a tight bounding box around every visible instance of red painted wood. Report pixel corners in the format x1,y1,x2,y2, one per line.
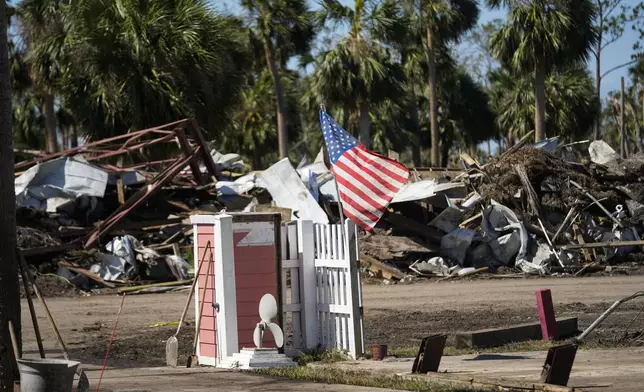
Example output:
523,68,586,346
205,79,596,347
536,289,558,340
195,219,280,361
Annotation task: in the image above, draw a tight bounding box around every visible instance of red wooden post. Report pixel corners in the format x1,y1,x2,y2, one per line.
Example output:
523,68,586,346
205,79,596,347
536,289,558,340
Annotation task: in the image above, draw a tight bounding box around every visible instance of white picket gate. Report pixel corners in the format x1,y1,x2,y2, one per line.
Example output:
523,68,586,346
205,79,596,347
280,220,364,359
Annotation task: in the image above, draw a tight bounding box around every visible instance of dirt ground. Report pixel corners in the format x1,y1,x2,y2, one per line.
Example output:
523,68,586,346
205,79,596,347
19,275,644,369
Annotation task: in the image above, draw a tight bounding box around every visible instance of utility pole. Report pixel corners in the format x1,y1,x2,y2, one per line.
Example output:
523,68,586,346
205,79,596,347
621,76,626,158
0,0,20,389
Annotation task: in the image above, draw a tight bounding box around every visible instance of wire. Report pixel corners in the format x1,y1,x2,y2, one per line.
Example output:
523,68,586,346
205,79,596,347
95,294,126,392
617,301,644,345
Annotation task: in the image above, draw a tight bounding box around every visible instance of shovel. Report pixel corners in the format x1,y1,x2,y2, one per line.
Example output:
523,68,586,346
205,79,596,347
187,252,213,368
166,241,212,367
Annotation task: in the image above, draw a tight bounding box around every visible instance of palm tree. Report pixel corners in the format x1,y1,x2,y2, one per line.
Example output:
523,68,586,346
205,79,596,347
60,0,250,141
0,0,20,388
312,0,405,149
16,0,66,152
242,0,315,159
487,0,597,142
489,65,599,144
404,0,478,166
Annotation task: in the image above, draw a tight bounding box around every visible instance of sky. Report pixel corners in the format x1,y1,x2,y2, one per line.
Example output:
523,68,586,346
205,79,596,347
217,0,641,97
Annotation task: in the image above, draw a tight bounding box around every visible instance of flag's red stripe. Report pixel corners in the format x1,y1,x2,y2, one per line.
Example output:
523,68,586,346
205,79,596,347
343,207,376,231
341,152,400,194
334,160,391,201
336,175,385,214
340,193,380,224
354,145,409,183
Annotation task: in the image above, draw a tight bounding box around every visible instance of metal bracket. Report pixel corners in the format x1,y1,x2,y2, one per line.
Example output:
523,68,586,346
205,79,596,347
411,334,447,374
212,302,220,313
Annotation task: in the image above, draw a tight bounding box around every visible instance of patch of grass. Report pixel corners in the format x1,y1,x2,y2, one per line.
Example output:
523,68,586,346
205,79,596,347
252,366,484,392
297,347,349,366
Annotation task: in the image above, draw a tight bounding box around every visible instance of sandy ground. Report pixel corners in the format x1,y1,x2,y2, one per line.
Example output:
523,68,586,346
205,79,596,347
17,276,644,389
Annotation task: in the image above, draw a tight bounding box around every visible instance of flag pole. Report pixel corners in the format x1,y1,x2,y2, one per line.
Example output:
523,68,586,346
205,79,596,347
321,104,348,254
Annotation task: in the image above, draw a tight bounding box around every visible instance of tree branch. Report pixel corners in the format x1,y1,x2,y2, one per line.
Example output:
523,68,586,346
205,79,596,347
604,0,624,19
601,59,638,79
602,34,624,50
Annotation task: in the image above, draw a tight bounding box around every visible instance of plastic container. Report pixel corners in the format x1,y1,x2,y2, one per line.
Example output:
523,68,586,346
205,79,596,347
372,344,388,361
17,358,79,392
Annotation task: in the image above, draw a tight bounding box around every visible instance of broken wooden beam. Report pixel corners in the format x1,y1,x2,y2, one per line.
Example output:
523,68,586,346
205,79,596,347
561,239,644,250
58,261,116,288
360,253,406,280
514,164,541,216
118,280,191,294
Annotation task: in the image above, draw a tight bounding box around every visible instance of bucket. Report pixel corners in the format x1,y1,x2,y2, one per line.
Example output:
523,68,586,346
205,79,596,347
17,358,79,392
372,344,388,361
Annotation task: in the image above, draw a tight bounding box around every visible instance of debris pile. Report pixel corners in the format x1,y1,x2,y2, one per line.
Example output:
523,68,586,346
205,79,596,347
370,139,644,280
15,120,644,293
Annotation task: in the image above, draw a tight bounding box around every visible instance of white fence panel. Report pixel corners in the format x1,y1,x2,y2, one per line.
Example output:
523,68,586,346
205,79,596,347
280,220,363,359
281,221,302,356
313,221,364,359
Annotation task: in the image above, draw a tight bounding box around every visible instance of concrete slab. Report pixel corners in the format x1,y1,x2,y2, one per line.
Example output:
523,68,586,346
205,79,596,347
82,366,401,392
315,347,644,392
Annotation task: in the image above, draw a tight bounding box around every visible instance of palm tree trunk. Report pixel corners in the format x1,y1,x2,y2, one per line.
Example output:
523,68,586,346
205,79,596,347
440,131,452,167
409,95,421,167
0,0,21,388
358,101,371,149
507,129,513,148
70,125,78,148
427,26,439,166
487,139,491,157
61,127,68,150
594,43,601,140
262,36,288,159
534,60,547,142
44,92,57,152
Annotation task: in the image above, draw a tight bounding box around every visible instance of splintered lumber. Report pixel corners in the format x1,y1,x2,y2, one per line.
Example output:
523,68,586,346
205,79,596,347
572,223,592,262
118,280,191,294
58,261,116,288
360,253,406,280
514,164,541,216
570,180,623,228
500,130,535,158
561,239,644,250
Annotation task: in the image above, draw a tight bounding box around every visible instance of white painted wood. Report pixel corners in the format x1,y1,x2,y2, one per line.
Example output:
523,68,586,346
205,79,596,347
281,259,300,268
190,215,218,224
279,220,364,359
283,304,301,312
297,220,318,351
287,223,301,350
214,214,239,364
193,223,202,360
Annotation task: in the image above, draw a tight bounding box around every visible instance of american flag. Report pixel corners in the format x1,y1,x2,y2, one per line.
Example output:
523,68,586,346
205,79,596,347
320,110,410,231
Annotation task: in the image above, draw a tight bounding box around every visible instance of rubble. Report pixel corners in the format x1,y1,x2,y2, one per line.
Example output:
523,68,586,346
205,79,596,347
14,119,644,293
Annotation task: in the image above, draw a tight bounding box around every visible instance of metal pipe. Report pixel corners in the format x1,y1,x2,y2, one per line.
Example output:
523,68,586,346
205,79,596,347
577,291,644,342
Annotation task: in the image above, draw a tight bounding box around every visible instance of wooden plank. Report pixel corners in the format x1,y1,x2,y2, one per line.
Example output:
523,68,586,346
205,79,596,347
359,253,405,280
20,243,79,257
572,224,592,262
561,239,644,250
455,317,578,349
118,280,191,293
58,261,116,288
